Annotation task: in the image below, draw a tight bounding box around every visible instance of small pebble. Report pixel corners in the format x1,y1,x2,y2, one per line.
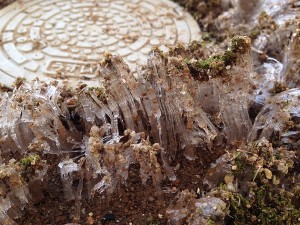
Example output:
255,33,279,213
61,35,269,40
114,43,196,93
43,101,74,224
148,196,155,202
102,213,116,224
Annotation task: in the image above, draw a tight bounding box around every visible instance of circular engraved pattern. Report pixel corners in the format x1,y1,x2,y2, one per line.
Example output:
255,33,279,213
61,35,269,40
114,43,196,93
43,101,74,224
0,0,201,87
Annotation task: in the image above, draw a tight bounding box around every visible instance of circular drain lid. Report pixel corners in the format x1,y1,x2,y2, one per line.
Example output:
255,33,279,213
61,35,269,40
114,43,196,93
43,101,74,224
0,0,201,87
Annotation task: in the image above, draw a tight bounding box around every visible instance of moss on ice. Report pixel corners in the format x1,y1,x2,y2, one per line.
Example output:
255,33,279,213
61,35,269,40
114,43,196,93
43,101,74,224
19,154,40,167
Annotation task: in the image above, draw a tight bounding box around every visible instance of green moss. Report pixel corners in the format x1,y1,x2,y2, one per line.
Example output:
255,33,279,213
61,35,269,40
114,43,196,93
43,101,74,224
88,87,107,103
230,180,300,224
207,219,217,225
186,36,249,77
195,58,211,69
227,145,300,225
19,154,40,167
280,100,291,109
230,193,252,221
249,28,261,40
258,11,278,31
148,222,160,225
232,154,245,177
189,40,203,52
194,51,236,70
230,36,250,54
221,50,237,66
194,55,224,70
193,12,202,21
203,32,212,42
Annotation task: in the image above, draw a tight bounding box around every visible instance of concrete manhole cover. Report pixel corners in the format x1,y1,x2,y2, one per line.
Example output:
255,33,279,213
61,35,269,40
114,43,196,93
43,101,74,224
0,0,201,87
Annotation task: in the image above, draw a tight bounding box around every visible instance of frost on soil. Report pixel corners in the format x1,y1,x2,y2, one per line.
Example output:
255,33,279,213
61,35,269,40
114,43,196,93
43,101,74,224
0,0,300,224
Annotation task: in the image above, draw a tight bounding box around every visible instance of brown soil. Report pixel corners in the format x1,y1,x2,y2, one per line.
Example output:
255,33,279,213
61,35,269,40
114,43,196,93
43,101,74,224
0,0,15,8
15,148,225,225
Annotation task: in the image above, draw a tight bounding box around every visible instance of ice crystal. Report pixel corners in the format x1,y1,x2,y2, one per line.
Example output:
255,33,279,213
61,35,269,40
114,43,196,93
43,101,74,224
166,190,227,225
282,29,300,88
0,37,259,222
249,88,300,145
0,159,47,224
0,0,299,222
86,126,164,198
58,160,82,201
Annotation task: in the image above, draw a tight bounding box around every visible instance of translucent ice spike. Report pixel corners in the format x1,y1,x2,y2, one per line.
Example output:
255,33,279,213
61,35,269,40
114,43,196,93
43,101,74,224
249,88,300,143
58,160,81,201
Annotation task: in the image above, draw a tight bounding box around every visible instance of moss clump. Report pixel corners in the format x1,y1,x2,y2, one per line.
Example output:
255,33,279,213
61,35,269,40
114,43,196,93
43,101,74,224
221,50,237,66
200,139,299,224
225,140,300,225
19,154,40,167
231,153,246,177
207,219,217,225
202,32,212,42
258,11,278,31
88,87,107,104
148,222,160,225
187,50,237,73
185,48,239,82
174,0,222,23
186,36,249,78
19,154,46,182
230,183,300,225
230,36,251,54
248,28,261,41
195,55,224,70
